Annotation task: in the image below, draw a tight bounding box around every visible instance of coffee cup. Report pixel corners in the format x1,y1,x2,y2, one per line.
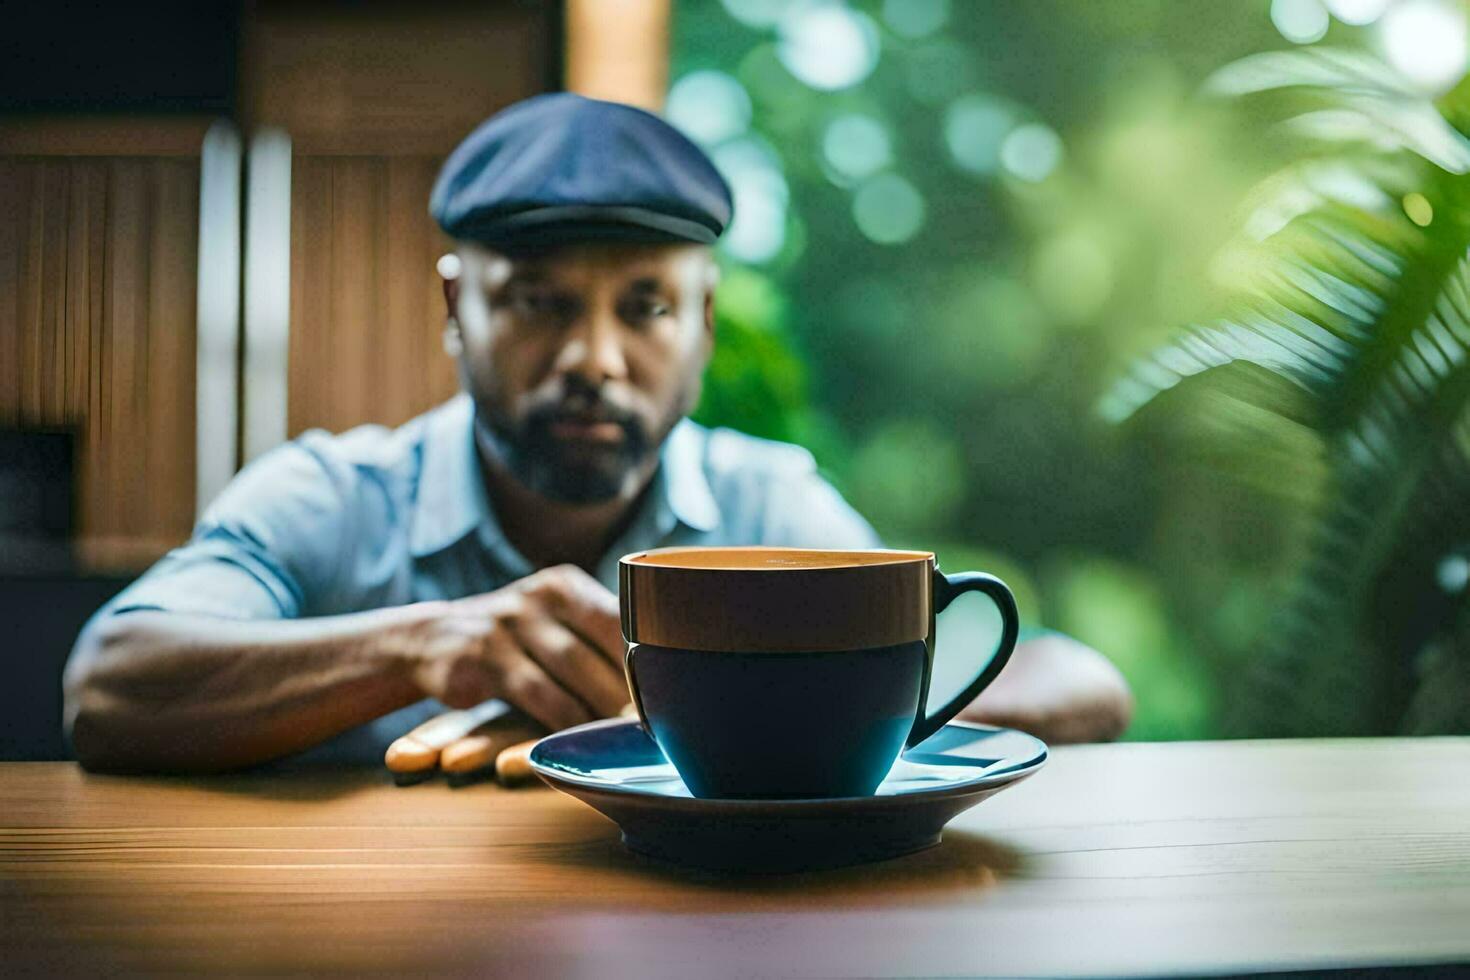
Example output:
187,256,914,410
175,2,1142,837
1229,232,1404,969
619,547,1019,799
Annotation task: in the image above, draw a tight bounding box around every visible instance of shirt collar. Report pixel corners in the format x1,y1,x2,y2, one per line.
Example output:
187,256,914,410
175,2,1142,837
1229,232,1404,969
658,417,721,535
410,394,494,558
409,398,721,560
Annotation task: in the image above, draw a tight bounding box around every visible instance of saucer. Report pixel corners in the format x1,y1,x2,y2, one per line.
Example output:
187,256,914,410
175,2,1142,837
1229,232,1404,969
528,718,1047,872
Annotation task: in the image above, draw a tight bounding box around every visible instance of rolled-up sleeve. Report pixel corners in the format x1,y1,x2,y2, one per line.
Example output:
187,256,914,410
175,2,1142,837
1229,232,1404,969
102,437,353,622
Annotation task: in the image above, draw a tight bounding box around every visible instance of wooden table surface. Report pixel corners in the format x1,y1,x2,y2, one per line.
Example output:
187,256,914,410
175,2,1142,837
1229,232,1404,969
3,738,1469,978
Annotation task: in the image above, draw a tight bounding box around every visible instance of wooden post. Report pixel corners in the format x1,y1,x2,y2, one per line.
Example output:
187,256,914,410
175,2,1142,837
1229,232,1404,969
565,0,671,111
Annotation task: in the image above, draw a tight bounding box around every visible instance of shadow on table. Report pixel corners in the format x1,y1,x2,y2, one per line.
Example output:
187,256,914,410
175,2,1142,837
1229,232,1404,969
75,764,388,805
542,827,1026,903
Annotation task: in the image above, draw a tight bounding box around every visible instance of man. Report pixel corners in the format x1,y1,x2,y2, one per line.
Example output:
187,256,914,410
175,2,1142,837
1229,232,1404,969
64,94,1131,774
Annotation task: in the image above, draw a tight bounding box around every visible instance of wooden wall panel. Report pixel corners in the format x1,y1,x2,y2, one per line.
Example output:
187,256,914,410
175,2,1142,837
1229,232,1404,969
286,156,457,438
253,1,556,441
242,3,555,156
0,155,199,570
0,164,18,420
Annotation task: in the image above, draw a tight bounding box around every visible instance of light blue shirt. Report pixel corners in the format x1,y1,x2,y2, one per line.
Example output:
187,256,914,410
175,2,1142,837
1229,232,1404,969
91,394,881,762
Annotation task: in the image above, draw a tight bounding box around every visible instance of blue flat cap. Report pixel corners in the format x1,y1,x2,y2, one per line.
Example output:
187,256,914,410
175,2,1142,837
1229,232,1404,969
431,93,733,251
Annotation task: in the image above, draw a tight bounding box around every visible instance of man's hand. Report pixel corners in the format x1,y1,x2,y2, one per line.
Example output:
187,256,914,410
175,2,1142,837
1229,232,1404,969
957,633,1133,744
406,565,630,731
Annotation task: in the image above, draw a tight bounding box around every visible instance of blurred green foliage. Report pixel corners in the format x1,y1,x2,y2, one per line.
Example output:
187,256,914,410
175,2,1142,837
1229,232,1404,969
1108,47,1470,736
676,0,1469,738
691,267,808,443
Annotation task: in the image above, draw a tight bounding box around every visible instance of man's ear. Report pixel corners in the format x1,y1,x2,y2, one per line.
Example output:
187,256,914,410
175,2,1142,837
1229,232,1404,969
437,252,461,319
702,257,720,337
443,277,459,318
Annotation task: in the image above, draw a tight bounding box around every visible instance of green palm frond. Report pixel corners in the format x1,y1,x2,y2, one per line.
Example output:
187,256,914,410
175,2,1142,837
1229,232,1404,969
1105,48,1470,736
1206,49,1470,173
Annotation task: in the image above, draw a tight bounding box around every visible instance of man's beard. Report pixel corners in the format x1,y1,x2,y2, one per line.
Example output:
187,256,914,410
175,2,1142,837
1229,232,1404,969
475,389,658,504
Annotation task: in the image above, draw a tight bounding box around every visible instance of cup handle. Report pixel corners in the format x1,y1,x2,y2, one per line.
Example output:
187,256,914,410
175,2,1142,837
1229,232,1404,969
906,570,1020,748
624,643,654,737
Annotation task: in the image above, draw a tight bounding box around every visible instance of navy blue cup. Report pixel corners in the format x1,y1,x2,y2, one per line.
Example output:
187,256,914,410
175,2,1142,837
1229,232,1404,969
619,548,1019,800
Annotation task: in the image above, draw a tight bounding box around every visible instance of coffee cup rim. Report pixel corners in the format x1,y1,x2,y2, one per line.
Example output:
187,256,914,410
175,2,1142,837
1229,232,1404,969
620,546,935,571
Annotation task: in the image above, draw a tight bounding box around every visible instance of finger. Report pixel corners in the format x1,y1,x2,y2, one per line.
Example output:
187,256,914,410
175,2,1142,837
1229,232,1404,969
619,701,638,719
384,701,510,775
512,617,629,719
407,700,511,750
493,631,595,732
494,739,542,787
384,736,439,777
440,713,544,774
440,734,506,776
528,565,624,665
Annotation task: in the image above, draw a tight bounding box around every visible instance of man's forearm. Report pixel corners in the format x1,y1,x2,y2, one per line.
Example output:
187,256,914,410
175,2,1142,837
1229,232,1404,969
958,633,1133,744
63,605,438,773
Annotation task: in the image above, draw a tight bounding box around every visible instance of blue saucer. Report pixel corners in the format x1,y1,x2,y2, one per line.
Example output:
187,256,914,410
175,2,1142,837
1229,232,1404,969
529,718,1046,872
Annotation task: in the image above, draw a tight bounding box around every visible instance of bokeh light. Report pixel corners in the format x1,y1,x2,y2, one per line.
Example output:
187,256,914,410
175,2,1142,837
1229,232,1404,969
1403,191,1434,226
718,0,787,29
1436,554,1470,592
821,113,893,185
852,173,926,243
999,122,1063,182
1378,0,1470,93
882,0,950,39
1271,0,1330,43
665,70,752,146
713,138,789,263
1325,0,1391,25
777,5,881,91
944,94,1014,175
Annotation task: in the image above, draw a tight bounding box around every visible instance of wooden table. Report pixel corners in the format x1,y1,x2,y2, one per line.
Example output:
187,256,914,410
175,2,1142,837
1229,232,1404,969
3,739,1468,978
